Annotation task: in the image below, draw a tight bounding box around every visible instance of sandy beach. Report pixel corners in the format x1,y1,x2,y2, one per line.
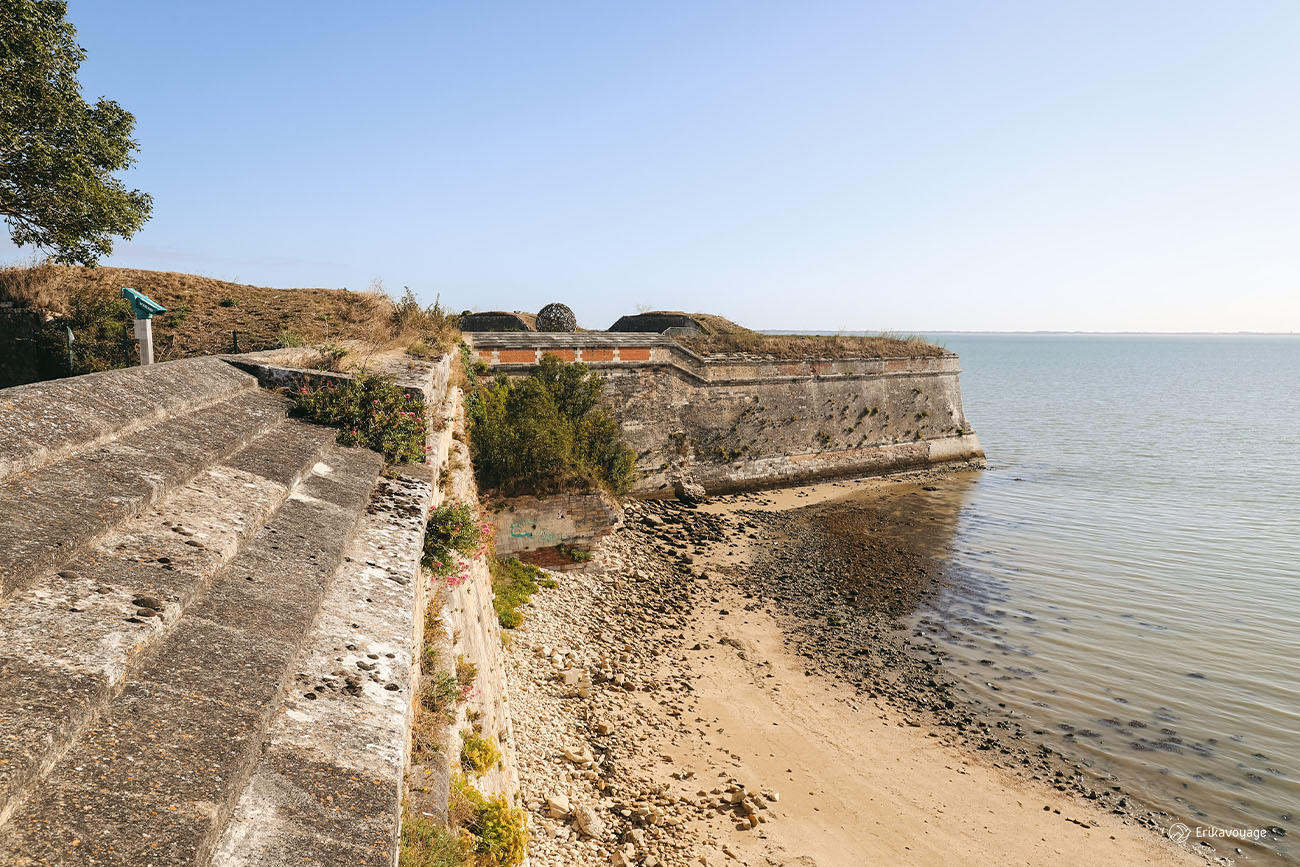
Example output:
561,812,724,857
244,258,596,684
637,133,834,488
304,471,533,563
503,471,1203,866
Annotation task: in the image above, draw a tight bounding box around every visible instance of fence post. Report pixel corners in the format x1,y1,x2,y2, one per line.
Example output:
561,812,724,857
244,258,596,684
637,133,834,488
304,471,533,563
232,329,240,353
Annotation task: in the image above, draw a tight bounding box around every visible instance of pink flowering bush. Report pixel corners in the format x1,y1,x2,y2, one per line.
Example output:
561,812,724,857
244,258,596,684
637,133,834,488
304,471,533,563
424,500,492,579
290,373,428,464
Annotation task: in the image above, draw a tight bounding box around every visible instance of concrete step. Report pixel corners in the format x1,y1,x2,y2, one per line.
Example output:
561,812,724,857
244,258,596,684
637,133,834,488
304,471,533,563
0,357,256,484
0,417,337,830
0,442,384,866
0,387,291,599
214,466,435,867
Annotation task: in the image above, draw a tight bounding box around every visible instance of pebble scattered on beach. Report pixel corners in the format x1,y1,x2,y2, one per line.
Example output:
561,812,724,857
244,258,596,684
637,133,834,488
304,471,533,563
506,509,793,866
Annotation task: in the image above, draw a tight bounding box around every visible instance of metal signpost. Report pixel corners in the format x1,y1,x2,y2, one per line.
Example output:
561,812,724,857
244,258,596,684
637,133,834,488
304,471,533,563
120,287,166,365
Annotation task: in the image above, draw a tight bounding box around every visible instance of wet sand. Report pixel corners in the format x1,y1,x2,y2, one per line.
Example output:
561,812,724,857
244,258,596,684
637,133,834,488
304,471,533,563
657,472,1200,865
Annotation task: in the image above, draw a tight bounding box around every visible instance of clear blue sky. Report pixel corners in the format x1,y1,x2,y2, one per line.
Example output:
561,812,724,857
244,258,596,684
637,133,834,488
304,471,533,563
5,1,1298,332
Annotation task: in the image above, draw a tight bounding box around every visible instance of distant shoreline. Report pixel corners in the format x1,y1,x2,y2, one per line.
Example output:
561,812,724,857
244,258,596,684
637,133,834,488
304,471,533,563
765,330,1300,337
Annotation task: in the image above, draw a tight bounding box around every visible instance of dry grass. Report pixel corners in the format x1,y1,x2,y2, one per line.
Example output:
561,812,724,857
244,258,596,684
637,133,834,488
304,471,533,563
624,310,944,358
1,263,942,365
0,261,77,311
390,288,461,358
677,328,948,359
677,312,749,335
0,264,461,364
620,310,749,335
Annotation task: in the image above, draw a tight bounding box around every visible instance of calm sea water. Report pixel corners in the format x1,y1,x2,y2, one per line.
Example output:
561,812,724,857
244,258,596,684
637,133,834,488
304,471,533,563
918,334,1300,864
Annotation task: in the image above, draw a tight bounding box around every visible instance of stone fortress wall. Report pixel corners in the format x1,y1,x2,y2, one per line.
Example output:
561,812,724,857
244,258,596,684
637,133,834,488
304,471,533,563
467,332,984,497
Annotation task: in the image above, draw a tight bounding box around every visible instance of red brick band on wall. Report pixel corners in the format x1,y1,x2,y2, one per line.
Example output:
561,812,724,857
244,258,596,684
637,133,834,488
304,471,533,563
497,349,540,364
473,341,960,380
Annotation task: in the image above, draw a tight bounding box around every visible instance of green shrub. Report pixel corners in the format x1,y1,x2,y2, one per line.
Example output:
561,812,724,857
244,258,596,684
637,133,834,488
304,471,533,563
470,795,527,867
451,776,527,867
278,330,306,347
68,286,132,373
291,373,428,464
461,732,502,776
424,501,489,580
400,813,473,867
465,354,636,497
218,297,238,307
489,557,554,630
557,544,592,563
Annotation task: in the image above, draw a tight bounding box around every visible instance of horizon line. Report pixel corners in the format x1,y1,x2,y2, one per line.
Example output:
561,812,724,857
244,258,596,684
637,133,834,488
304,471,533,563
765,330,1300,337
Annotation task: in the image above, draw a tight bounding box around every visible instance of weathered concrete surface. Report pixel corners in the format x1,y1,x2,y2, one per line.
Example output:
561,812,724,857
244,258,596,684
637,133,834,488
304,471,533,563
0,425,334,828
492,489,623,558
607,311,704,333
467,332,983,495
0,445,382,866
213,469,433,866
0,356,255,483
0,387,290,599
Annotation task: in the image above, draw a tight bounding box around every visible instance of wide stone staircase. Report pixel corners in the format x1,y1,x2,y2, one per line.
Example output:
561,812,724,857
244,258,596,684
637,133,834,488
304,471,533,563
0,357,437,866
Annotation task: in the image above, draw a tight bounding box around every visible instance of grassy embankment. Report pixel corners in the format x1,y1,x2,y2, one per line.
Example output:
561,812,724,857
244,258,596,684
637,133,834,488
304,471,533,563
634,310,946,358
0,263,459,381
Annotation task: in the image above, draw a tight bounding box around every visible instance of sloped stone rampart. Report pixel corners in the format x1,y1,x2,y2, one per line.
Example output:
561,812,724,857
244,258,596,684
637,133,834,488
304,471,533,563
0,354,256,483
0,351,529,866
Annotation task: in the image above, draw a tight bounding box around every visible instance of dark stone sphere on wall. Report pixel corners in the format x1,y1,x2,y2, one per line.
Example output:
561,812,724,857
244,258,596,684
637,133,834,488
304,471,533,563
536,302,577,332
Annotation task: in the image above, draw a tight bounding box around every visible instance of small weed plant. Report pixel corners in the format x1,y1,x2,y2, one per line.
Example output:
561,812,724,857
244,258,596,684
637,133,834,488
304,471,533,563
404,599,477,867
399,814,473,867
461,732,502,777
450,775,527,867
456,656,479,701
458,341,487,386
558,544,592,563
316,342,348,370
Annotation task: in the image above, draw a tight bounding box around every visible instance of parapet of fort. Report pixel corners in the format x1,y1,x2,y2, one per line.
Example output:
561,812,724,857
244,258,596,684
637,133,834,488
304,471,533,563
468,332,983,497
